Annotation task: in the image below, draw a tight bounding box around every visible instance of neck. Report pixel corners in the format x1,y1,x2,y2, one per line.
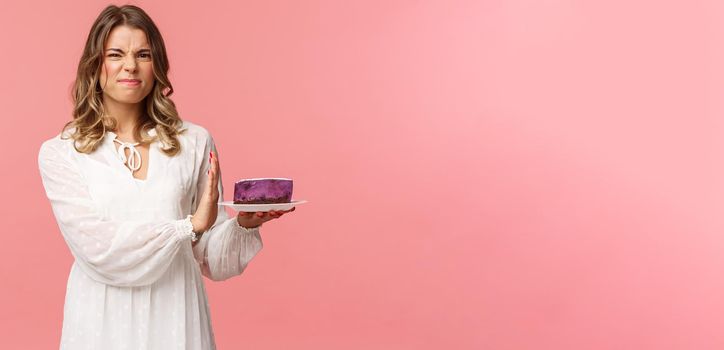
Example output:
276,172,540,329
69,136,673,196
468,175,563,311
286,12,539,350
103,95,144,134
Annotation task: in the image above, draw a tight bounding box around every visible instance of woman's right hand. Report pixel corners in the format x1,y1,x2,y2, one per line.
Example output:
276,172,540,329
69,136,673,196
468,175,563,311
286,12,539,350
191,151,220,234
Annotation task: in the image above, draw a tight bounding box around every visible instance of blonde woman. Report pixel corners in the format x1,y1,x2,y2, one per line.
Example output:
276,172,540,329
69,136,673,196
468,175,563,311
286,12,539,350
37,5,293,349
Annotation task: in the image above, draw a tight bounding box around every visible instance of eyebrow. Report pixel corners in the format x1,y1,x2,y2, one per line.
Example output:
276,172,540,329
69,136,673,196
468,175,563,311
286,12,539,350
106,48,151,53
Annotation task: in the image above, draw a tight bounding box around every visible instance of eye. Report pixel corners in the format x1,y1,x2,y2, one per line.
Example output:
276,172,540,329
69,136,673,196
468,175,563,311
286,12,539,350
106,53,151,58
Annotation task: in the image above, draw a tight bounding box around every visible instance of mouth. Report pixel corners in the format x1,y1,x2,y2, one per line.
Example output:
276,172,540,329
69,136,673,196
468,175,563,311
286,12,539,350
118,79,142,87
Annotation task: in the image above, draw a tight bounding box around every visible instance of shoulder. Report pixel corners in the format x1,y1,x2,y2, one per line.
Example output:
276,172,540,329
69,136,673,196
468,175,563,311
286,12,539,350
38,127,77,161
179,119,215,146
37,127,80,172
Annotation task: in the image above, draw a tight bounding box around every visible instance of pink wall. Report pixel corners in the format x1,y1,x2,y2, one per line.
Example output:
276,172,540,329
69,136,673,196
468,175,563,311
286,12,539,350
3,0,724,348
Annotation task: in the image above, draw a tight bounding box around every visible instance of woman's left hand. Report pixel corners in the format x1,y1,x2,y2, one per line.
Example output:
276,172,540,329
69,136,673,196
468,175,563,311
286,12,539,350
237,207,295,229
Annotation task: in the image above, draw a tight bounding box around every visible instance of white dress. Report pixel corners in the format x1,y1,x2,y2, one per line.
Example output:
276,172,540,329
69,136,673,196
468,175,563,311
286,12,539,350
37,120,264,350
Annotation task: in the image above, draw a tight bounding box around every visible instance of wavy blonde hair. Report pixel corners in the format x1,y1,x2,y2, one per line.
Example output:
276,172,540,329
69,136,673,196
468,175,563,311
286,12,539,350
62,4,185,156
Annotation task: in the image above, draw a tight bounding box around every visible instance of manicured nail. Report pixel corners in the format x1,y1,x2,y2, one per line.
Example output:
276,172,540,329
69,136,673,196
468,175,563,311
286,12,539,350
210,152,213,159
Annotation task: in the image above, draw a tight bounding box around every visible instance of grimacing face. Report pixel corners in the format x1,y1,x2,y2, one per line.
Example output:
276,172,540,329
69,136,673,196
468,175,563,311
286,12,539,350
99,25,155,105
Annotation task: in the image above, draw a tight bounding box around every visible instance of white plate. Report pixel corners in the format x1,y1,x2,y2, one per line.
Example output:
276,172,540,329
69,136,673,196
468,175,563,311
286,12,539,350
219,199,307,212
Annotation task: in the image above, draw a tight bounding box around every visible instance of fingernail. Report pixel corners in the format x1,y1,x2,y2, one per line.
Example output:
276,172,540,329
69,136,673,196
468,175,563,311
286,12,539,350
210,152,213,159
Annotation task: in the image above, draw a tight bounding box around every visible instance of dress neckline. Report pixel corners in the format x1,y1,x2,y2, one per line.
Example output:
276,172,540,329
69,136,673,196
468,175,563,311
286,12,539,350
105,130,155,184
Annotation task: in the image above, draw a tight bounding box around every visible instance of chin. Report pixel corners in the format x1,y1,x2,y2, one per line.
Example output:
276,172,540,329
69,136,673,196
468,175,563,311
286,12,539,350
108,91,151,102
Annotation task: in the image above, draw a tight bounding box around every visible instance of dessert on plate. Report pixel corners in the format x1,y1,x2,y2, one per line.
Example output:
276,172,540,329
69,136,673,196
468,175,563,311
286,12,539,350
233,178,293,204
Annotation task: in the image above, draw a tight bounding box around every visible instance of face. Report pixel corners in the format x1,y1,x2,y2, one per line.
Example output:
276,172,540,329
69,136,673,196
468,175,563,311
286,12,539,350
99,25,155,105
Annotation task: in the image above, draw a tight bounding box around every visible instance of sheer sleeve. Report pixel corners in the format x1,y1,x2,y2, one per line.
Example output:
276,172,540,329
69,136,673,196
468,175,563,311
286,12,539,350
190,131,264,281
38,139,195,287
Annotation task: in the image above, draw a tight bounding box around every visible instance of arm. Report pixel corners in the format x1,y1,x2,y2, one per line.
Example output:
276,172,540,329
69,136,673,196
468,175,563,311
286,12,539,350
37,140,195,287
190,131,264,281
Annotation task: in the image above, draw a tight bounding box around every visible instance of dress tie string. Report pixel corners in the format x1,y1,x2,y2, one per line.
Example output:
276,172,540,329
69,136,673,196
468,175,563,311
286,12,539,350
113,138,142,172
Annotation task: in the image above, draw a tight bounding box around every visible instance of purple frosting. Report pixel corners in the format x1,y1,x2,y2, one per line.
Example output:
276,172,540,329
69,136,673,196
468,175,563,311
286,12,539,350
233,178,293,204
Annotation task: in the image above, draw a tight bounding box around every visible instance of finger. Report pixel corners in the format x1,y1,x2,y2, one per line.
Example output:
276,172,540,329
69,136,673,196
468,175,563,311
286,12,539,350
209,158,219,187
208,151,218,175
207,152,213,173
208,168,216,189
206,153,215,177
256,212,266,218
207,167,214,188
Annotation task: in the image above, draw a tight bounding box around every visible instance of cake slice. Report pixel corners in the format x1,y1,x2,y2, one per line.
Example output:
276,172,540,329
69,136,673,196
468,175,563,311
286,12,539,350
233,178,293,204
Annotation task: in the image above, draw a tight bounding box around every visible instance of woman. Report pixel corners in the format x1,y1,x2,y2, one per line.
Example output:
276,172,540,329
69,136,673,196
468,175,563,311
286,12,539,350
37,5,293,349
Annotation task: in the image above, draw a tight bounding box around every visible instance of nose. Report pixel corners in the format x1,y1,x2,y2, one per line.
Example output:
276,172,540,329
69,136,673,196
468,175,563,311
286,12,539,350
123,57,137,72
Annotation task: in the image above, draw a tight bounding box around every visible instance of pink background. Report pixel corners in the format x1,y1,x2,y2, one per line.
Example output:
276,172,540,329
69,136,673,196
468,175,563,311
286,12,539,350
2,0,724,348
